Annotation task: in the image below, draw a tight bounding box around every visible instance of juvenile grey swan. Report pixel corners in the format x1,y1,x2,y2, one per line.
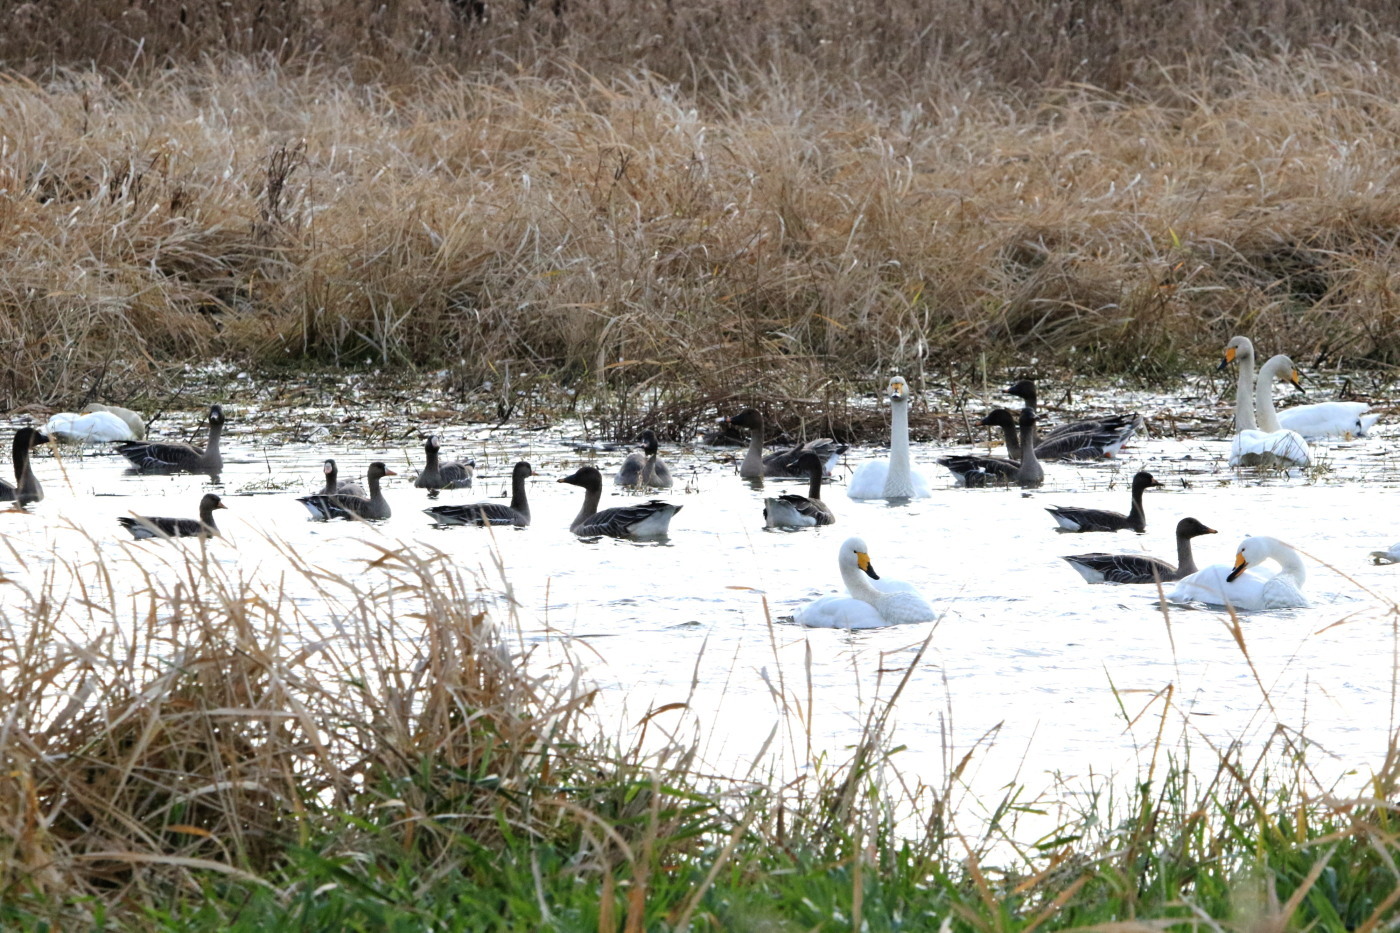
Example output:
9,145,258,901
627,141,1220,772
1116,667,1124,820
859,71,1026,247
414,435,474,492
119,493,226,540
558,465,681,537
614,430,674,488
1046,471,1162,533
0,427,49,505
1062,517,1217,583
763,452,835,528
115,404,225,478
424,461,534,527
298,462,395,520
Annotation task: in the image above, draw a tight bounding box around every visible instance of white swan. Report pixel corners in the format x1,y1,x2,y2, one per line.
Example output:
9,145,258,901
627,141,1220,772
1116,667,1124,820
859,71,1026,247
848,376,932,499
1277,402,1380,439
1229,353,1311,468
1169,535,1309,610
1221,336,1258,431
45,410,137,443
794,536,935,628
1370,543,1400,565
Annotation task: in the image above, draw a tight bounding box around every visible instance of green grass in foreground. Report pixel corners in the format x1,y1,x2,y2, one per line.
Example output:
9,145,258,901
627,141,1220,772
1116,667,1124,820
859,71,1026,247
0,535,1396,931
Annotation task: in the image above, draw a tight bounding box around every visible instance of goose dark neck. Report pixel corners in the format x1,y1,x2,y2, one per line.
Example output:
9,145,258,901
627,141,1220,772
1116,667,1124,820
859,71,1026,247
987,412,1021,459
572,480,603,528
322,464,339,495
1015,415,1043,486
367,470,385,499
206,416,223,453
424,445,441,472
1175,531,1199,577
11,431,30,484
741,415,766,477
510,467,531,517
198,501,221,531
1126,485,1149,532
805,461,823,500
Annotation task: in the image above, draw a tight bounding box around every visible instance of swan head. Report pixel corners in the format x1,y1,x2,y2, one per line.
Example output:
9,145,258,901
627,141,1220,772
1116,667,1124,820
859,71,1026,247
1227,536,1291,581
1176,517,1217,539
1263,355,1304,392
1220,336,1255,370
839,537,880,580
887,376,909,405
1005,380,1036,407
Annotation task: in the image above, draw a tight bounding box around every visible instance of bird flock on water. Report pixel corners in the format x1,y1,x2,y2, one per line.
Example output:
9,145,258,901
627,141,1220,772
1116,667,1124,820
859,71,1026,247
10,335,1393,625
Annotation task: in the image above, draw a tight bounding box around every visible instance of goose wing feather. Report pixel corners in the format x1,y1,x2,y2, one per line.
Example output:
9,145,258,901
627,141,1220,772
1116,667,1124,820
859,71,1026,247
574,501,680,537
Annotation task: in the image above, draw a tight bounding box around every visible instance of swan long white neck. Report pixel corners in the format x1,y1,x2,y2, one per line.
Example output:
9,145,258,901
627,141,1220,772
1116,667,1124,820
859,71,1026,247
883,397,915,497
1254,356,1290,433
1257,536,1307,587
840,560,884,606
1234,341,1257,432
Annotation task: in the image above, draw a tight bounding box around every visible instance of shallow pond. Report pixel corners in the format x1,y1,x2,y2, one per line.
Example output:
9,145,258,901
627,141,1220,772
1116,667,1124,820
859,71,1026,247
4,376,1399,834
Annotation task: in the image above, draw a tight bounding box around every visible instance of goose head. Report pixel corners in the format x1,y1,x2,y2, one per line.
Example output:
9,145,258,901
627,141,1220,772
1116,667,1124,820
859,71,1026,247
839,537,880,580
723,408,764,431
425,435,441,453
199,493,228,513
1131,471,1164,493
636,429,660,455
367,462,397,482
322,459,337,477
979,408,1017,430
1219,335,1255,371
558,465,604,491
1005,380,1036,407
1176,517,1217,539
208,405,225,427
511,461,535,480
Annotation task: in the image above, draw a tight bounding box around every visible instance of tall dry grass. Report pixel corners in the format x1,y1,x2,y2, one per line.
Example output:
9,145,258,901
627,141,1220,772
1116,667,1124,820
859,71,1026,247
0,526,1397,928
3,5,1400,414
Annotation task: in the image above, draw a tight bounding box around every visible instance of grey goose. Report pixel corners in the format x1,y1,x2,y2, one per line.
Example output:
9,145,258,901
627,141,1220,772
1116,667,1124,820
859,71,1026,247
1062,517,1217,584
299,462,395,520
119,493,226,540
424,461,534,527
115,404,225,478
559,465,681,537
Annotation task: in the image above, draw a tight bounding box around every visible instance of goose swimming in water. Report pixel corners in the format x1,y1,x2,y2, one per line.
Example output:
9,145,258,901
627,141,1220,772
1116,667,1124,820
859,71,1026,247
614,430,674,488
424,461,534,527
1046,471,1162,533
119,493,226,540
1062,517,1216,583
558,466,681,537
763,452,835,528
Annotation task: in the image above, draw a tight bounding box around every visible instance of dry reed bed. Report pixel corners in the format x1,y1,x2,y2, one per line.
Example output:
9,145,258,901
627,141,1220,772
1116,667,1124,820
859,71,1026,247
4,47,1400,413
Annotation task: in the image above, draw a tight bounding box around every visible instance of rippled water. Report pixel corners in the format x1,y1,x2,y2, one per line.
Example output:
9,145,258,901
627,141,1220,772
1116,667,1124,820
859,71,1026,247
5,380,1399,824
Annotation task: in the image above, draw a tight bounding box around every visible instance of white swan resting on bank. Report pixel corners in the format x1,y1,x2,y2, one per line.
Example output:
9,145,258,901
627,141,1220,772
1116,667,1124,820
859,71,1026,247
1228,350,1311,468
848,375,932,499
1277,401,1380,439
45,410,137,443
793,536,935,628
1169,535,1310,610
